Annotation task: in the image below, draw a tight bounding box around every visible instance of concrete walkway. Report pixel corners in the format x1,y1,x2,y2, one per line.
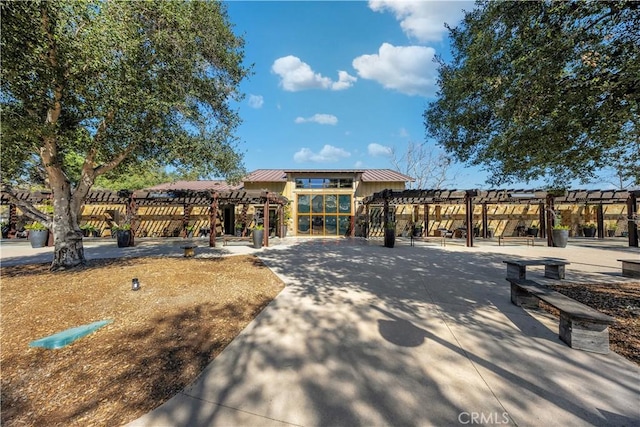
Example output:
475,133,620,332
128,237,638,427
2,237,639,426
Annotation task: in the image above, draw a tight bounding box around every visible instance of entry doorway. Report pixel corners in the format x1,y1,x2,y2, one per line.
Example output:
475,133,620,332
223,205,235,235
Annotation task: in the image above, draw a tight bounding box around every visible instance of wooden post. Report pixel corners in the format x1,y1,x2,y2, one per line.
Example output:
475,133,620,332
465,191,473,247
596,204,604,239
627,192,638,247
546,194,555,247
264,193,269,247
182,204,192,238
365,204,369,238
8,204,17,237
209,192,218,247
538,202,546,239
482,203,488,238
424,204,429,237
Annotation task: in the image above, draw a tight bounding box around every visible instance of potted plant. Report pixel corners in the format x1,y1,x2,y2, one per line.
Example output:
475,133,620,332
252,224,264,249
582,223,597,238
185,224,196,238
235,222,244,237
25,222,49,248
112,223,132,247
527,224,539,237
1,221,10,239
384,221,396,248
551,224,570,248
607,223,617,237
80,223,97,237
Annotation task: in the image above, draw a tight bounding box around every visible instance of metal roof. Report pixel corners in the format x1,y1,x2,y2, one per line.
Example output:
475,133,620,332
144,180,242,192
244,169,413,182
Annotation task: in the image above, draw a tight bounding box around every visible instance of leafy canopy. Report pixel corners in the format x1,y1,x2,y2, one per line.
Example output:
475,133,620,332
1,0,249,189
424,1,639,187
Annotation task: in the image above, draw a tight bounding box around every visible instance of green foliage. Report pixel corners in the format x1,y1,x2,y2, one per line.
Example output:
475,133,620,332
425,1,639,187
553,224,570,231
584,223,597,229
111,224,131,231
1,0,249,267
25,222,48,231
253,224,264,231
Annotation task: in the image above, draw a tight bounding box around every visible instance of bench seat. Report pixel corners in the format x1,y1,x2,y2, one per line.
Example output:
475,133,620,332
617,259,640,278
503,259,570,280
507,278,615,354
498,236,535,246
223,236,251,246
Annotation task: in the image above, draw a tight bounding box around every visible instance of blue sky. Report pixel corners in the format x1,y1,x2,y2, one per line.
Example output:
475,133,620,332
225,1,489,187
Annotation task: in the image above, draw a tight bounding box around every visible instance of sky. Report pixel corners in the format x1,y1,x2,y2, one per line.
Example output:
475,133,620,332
224,0,492,188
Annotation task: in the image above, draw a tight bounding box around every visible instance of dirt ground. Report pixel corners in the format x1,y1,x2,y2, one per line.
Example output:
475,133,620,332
1,257,638,426
1,256,284,427
546,281,640,365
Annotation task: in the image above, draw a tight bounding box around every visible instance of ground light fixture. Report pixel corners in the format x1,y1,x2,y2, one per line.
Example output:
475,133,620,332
132,278,140,291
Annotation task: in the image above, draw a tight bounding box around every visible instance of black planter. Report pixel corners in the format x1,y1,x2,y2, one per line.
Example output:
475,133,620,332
412,227,423,237
583,227,596,238
527,227,539,237
116,230,131,248
607,229,616,237
29,229,49,248
384,229,395,248
1,225,10,239
252,229,264,249
552,229,569,248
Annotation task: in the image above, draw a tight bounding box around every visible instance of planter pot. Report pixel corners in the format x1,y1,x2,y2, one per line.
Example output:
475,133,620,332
280,225,288,238
527,227,539,237
116,230,131,248
607,229,616,237
29,229,49,248
252,229,264,249
551,229,569,248
583,227,597,238
413,227,423,237
384,229,395,248
2,225,10,239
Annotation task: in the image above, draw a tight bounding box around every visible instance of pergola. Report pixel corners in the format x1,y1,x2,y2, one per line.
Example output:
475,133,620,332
363,188,639,247
1,188,289,248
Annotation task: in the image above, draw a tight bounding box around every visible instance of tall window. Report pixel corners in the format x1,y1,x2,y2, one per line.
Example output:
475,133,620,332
297,194,352,235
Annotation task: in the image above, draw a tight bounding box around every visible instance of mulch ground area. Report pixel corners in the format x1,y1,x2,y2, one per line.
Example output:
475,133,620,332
545,282,640,365
2,258,638,426
1,255,284,427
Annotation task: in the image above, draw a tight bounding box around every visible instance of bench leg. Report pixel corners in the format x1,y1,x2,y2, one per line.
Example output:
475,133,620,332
510,283,539,308
559,313,610,354
506,264,526,280
544,265,565,280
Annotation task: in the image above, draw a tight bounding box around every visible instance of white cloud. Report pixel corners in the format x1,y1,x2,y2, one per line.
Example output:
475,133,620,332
332,71,358,91
368,1,469,42
354,160,364,168
272,56,356,92
398,127,409,138
293,145,351,163
294,114,338,125
352,43,437,97
248,94,264,109
368,143,392,157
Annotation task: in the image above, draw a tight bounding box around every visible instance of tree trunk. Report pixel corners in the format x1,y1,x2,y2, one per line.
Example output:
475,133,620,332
50,178,86,271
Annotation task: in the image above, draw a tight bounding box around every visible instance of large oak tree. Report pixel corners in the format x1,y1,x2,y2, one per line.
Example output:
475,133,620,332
1,0,249,269
425,1,639,187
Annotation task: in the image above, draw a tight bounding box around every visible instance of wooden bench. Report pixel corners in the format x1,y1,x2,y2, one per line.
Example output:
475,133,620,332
503,259,570,280
410,235,446,247
180,245,197,257
617,259,640,278
222,236,251,246
507,278,615,354
498,236,535,246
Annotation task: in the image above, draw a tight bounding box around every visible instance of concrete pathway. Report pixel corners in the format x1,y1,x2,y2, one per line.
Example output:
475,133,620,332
2,236,638,426
125,237,639,427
